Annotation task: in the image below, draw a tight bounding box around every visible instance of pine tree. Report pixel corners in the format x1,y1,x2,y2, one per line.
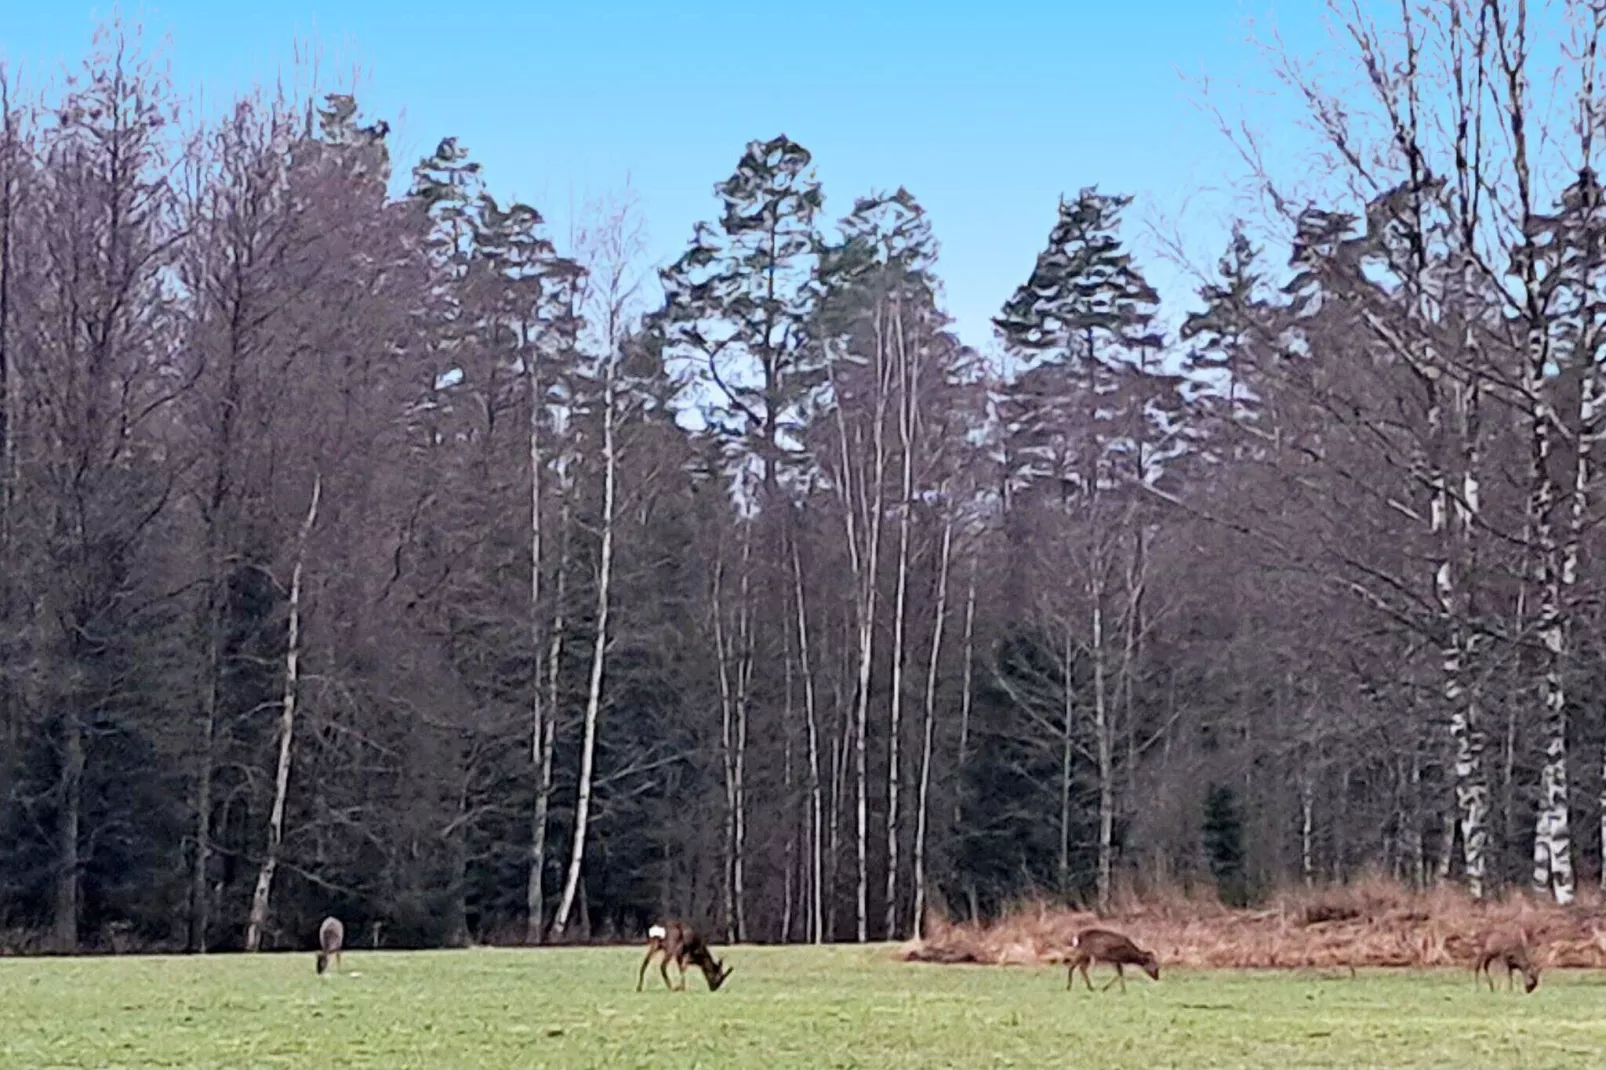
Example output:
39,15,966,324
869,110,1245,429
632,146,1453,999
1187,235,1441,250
656,135,823,940
658,134,824,500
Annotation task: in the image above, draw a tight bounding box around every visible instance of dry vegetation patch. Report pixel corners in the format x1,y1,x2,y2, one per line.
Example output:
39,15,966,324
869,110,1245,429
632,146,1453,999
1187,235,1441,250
905,878,1606,971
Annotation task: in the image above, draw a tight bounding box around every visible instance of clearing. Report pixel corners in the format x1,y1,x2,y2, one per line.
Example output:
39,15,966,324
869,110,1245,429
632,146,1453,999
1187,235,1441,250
1,944,1601,1068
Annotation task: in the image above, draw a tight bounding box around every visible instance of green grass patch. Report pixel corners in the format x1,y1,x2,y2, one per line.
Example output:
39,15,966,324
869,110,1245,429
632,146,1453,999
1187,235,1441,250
1,944,1603,1068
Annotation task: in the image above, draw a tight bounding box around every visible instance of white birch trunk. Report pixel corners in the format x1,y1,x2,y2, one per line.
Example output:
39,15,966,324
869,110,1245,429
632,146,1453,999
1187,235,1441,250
1528,332,1574,903
245,471,321,952
1429,368,1488,899
1533,344,1593,903
550,352,617,939
912,511,952,939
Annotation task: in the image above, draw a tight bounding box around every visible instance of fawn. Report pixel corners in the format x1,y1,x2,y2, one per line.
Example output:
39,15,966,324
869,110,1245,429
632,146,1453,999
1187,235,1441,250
316,916,345,976
636,921,732,992
1065,927,1160,993
1474,927,1541,993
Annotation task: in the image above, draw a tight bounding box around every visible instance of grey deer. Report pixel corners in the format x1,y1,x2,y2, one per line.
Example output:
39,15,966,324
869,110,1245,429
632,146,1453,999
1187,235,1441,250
316,916,344,976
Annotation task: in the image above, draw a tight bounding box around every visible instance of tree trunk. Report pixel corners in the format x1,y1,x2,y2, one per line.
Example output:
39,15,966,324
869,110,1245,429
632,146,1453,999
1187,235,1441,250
1091,561,1113,911
54,698,84,953
1533,353,1591,904
1058,625,1075,893
885,301,916,941
246,471,321,953
530,493,569,943
828,312,891,945
0,82,15,812
550,353,616,940
1431,369,1488,899
912,510,952,939
782,630,796,943
713,525,755,943
523,331,547,944
734,524,753,943
189,606,221,953
1301,774,1315,887
954,559,977,831
791,535,824,944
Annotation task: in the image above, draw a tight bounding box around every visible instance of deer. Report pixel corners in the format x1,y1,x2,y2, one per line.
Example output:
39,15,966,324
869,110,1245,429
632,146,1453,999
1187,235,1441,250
315,916,345,976
1474,927,1541,993
636,921,732,992
1065,927,1160,994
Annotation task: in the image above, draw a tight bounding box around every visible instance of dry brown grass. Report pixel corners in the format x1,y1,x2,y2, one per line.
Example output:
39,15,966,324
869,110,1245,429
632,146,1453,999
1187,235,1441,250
904,877,1606,971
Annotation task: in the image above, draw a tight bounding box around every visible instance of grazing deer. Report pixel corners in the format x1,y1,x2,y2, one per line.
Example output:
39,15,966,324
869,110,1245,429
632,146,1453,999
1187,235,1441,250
636,921,732,992
1065,927,1160,993
1474,928,1540,993
316,916,345,976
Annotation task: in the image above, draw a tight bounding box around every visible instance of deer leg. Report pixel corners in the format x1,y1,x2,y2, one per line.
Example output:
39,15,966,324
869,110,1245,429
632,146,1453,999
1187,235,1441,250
637,947,656,992
1080,961,1096,992
659,954,674,991
676,956,689,991
1100,963,1121,992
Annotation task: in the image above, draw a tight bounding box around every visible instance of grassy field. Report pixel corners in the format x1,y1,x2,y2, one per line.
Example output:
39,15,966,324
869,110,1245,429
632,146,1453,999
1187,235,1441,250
2,944,1604,1068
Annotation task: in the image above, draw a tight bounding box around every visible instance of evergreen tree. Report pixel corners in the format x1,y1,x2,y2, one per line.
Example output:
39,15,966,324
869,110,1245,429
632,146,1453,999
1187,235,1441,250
993,188,1167,501
657,134,824,500
1202,784,1248,906
1179,225,1275,456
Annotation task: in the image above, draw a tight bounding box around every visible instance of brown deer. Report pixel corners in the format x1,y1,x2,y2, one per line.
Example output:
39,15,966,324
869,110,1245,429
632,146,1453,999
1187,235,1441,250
1065,927,1160,993
636,921,732,992
1474,927,1540,993
315,916,344,976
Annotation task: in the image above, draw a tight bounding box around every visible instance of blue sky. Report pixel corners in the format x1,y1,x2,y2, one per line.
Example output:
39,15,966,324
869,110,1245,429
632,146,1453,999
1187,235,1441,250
4,1,1337,353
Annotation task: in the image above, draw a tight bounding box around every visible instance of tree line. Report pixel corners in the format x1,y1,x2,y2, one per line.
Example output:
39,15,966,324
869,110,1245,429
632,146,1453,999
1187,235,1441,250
5,3,1606,954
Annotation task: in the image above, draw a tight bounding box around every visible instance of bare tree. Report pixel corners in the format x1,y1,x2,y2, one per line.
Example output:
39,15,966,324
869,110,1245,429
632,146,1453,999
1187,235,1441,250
245,472,321,951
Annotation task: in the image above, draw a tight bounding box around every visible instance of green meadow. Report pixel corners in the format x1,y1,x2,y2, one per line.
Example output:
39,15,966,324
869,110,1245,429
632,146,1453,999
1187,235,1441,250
1,944,1601,1068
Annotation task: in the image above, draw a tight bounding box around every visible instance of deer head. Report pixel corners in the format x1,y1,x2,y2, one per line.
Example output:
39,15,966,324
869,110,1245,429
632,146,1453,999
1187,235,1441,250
703,957,733,991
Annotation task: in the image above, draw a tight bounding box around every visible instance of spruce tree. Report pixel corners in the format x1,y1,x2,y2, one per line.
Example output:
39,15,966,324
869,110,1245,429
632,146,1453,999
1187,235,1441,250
993,187,1167,499
1202,783,1248,906
1180,225,1274,447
